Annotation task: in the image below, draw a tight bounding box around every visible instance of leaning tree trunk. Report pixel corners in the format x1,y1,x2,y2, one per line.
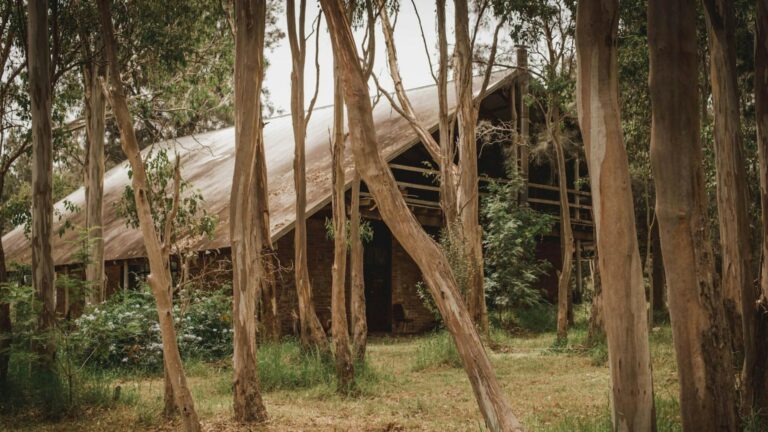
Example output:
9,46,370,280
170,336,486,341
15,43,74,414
83,61,107,304
0,232,10,383
648,0,739,429
349,171,367,362
97,1,201,430
330,68,354,392
702,0,755,384
28,0,56,368
575,1,656,430
229,0,269,423
753,0,768,412
287,0,328,350
320,1,523,429
552,112,573,342
453,0,488,335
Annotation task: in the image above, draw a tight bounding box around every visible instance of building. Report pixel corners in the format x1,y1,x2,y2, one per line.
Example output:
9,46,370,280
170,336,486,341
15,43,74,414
1,67,593,334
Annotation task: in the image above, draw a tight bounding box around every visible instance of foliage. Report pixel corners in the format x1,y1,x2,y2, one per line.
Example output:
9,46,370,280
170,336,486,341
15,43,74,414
482,176,554,309
324,217,375,245
257,339,335,391
73,286,233,370
115,147,217,248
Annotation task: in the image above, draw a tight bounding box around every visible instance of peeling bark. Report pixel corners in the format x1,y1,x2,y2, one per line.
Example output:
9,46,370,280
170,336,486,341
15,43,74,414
229,0,269,423
575,1,655,429
320,1,523,429
28,0,56,368
648,0,738,428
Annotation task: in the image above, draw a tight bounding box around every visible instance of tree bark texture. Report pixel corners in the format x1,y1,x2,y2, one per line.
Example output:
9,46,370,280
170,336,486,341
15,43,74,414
320,1,523,429
702,0,754,378
349,171,367,362
575,1,656,430
83,60,107,304
0,235,9,383
648,0,739,428
753,0,768,413
229,0,269,423
553,115,573,341
287,0,328,350
98,1,201,430
331,68,354,392
453,0,488,335
28,0,56,367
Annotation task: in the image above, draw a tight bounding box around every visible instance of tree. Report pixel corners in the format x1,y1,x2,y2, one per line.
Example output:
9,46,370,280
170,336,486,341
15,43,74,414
286,0,327,351
574,0,655,429
230,0,269,423
320,0,523,429
701,0,755,382
28,0,56,369
97,0,201,430
648,0,738,428
349,171,366,361
330,63,354,392
755,0,768,413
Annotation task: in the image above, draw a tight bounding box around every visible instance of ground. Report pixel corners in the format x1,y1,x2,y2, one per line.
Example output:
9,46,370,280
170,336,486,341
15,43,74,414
1,318,680,431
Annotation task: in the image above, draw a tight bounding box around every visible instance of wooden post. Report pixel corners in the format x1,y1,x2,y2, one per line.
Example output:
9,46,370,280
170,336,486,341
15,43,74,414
509,84,519,179
574,155,581,222
122,260,129,291
517,46,529,204
576,239,583,300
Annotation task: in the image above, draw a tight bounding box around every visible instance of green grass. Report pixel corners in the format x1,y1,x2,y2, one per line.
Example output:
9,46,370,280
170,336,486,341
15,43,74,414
412,331,462,371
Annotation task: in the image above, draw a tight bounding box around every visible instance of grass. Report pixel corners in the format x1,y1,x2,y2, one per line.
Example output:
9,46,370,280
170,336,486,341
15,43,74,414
1,306,684,431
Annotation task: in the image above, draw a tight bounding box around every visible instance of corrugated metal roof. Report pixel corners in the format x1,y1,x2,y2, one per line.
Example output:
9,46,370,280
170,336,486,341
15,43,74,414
2,70,518,265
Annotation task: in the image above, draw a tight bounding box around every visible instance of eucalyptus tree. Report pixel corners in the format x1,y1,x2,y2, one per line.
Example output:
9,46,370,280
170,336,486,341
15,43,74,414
755,0,768,412
648,0,738,428
575,0,655,429
97,0,201,429
321,0,523,429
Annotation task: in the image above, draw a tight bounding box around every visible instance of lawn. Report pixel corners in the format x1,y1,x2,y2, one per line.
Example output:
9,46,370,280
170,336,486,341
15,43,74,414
0,318,681,431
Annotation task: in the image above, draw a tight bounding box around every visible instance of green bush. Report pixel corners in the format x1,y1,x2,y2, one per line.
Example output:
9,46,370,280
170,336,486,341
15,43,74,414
482,176,554,310
73,286,233,370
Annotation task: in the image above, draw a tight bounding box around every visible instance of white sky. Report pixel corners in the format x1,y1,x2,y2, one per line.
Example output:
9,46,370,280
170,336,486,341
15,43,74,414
263,0,504,116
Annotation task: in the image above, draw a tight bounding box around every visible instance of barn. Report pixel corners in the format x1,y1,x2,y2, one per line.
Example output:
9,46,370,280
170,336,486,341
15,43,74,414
1,66,594,335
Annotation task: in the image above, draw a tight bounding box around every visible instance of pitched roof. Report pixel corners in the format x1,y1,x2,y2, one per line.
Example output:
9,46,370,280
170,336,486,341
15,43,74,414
2,70,519,265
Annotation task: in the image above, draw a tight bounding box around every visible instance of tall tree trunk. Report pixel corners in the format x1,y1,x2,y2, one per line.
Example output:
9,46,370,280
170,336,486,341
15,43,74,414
349,171,367,362
28,0,56,368
575,1,656,430
320,1,523,429
97,1,201,430
229,0,269,423
752,0,768,413
83,61,106,304
552,111,573,342
436,0,458,229
287,0,327,350
648,0,738,428
453,0,488,335
650,218,666,314
586,254,604,345
331,67,354,392
701,0,754,382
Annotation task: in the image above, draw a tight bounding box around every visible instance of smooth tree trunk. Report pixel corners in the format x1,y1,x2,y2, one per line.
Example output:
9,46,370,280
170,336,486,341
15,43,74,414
28,0,56,367
702,0,754,379
349,171,367,362
0,234,9,383
287,0,328,350
753,0,768,412
320,1,523,429
575,1,656,430
648,0,738,428
453,0,488,335
230,0,269,423
97,1,201,430
330,69,354,392
436,0,458,228
553,116,573,341
83,61,107,304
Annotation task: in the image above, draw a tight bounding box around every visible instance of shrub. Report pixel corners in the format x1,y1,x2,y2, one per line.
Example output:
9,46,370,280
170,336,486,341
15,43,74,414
73,285,233,370
482,175,554,310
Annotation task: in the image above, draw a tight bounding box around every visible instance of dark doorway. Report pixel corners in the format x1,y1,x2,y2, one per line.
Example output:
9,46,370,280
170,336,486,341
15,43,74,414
364,220,392,332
